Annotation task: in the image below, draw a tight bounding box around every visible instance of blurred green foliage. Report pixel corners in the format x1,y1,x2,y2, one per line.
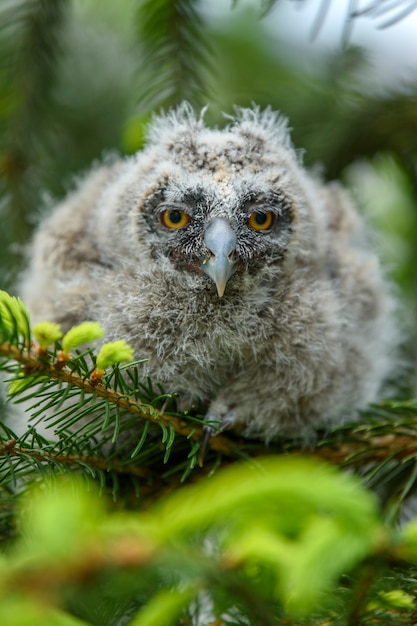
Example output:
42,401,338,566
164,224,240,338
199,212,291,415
0,457,406,625
2,456,417,625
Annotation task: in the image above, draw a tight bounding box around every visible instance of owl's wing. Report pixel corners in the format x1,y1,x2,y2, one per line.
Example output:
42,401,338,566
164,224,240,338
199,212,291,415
20,163,120,329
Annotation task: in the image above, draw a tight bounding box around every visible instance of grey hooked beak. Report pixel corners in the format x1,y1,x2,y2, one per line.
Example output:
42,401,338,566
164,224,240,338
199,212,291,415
202,217,237,297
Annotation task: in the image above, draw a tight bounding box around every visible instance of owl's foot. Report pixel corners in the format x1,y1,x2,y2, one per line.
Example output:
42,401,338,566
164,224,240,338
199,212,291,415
198,405,237,466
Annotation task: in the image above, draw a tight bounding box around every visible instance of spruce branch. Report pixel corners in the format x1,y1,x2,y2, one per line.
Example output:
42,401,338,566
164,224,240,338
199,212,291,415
354,0,417,28
286,0,417,37
135,0,212,110
0,339,238,457
0,438,156,482
3,338,417,482
314,418,417,467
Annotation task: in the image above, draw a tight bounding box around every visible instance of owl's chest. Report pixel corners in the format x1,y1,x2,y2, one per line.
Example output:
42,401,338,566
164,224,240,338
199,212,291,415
139,294,266,379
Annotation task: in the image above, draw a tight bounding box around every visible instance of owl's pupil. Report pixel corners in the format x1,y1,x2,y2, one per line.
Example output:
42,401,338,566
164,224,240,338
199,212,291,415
254,212,267,225
169,210,183,224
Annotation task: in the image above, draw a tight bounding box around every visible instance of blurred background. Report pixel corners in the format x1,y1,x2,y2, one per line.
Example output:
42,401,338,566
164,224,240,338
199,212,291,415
0,0,416,391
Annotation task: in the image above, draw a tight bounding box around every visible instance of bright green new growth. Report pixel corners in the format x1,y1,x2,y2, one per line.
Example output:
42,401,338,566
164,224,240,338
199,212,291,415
0,290,31,347
61,322,104,354
32,321,63,348
96,340,135,371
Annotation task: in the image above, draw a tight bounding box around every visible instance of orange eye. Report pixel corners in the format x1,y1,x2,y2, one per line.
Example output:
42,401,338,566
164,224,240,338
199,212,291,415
161,209,190,229
247,210,274,231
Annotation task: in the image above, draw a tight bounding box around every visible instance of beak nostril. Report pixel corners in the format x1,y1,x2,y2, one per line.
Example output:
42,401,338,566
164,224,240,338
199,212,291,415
202,251,214,265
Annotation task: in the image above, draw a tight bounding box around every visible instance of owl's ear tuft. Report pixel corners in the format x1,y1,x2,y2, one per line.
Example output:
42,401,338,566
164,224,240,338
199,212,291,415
145,101,207,147
226,105,297,159
144,101,301,163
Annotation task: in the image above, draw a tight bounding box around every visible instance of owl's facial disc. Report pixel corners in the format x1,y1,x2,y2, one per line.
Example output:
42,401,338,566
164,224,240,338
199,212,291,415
202,217,237,297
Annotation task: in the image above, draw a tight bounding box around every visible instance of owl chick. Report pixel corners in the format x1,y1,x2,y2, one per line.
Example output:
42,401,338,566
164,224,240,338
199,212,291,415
21,103,397,442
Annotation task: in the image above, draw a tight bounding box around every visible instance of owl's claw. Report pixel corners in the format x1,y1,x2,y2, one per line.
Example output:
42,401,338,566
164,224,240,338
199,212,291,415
198,409,237,466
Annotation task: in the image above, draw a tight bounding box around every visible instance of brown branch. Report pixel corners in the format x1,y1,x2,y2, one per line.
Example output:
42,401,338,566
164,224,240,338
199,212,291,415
314,432,417,466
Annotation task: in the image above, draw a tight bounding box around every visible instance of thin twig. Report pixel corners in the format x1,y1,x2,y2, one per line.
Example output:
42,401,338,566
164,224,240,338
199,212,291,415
0,439,155,480
314,432,417,465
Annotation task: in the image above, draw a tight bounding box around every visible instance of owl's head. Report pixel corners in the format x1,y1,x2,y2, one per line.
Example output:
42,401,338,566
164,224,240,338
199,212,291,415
122,103,314,298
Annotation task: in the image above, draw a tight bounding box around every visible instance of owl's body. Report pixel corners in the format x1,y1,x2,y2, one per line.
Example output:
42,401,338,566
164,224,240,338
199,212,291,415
21,104,396,440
